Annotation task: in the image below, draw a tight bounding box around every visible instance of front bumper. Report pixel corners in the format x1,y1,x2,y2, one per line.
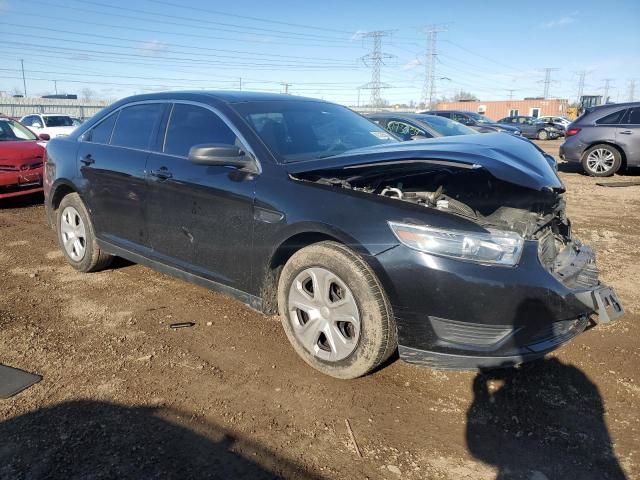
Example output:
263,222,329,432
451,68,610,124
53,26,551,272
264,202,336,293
0,170,43,199
374,240,623,369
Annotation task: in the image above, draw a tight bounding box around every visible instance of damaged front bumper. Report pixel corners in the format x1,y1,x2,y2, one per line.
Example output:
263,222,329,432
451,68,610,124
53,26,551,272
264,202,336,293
374,238,624,370
0,169,43,199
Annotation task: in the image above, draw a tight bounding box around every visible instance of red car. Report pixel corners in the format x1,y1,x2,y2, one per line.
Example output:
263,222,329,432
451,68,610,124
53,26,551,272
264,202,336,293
0,117,47,200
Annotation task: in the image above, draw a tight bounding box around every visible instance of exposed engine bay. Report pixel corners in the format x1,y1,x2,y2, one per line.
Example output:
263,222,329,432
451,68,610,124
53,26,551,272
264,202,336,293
293,163,578,273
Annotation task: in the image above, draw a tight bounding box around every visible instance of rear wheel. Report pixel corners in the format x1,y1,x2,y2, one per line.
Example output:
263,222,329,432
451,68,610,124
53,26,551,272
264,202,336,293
277,241,397,379
581,144,622,177
57,193,113,272
537,129,549,140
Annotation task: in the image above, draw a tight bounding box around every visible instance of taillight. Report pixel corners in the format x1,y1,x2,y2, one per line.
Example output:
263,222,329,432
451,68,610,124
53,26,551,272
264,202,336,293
566,127,581,137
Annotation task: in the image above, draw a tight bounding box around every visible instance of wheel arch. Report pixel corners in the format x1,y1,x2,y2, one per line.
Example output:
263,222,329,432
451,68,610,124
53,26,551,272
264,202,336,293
46,179,79,229
583,141,627,169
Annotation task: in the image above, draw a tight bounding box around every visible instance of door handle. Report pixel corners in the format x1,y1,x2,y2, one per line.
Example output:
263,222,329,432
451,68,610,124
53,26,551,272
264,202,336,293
80,154,95,166
619,130,633,135
150,168,173,180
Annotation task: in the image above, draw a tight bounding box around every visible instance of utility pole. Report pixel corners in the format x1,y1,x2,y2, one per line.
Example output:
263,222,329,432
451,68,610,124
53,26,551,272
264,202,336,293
20,59,27,97
602,78,614,104
541,68,559,98
280,82,292,94
53,80,58,95
575,70,587,103
359,30,395,108
239,77,242,91
357,87,361,108
506,89,515,101
420,25,447,109
628,79,636,102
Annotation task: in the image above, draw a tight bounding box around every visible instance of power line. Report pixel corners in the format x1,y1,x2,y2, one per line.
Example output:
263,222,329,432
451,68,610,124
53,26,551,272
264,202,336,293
359,31,395,108
420,25,447,108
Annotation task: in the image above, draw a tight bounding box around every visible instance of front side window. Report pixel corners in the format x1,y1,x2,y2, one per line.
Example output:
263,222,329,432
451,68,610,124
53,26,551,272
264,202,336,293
624,108,640,125
164,104,237,157
85,113,117,144
235,101,396,162
43,115,74,127
0,119,37,141
111,103,165,150
595,109,627,125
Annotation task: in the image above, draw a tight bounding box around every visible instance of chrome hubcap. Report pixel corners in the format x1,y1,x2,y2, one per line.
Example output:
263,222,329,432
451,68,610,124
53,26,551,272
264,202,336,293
288,267,360,362
586,148,615,173
60,206,87,261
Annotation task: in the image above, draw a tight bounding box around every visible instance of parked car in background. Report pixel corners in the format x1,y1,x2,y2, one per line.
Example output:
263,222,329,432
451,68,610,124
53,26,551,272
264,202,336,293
44,91,623,379
0,117,46,199
497,116,561,140
367,112,478,140
424,110,522,136
539,116,571,128
70,116,85,127
560,102,640,176
20,113,76,139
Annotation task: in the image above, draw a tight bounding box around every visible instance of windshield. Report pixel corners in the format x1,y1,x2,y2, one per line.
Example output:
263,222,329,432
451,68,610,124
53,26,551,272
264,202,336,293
233,101,396,162
44,115,74,127
417,115,478,136
0,119,37,141
467,112,494,124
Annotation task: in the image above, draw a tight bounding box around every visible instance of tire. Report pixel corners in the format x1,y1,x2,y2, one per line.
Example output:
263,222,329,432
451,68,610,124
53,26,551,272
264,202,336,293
581,144,622,177
277,241,397,379
56,192,113,272
537,129,549,140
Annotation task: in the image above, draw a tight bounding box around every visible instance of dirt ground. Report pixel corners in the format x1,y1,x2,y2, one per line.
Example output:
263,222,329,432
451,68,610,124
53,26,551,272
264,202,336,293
1,139,638,480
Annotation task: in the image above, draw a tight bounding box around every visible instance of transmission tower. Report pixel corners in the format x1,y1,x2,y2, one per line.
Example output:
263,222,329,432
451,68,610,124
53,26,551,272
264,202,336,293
359,31,394,108
420,25,447,109
575,70,587,103
506,89,516,101
541,68,559,98
602,78,614,103
628,79,636,102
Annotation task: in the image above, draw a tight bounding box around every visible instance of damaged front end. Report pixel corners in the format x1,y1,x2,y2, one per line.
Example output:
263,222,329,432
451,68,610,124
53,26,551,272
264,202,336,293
290,154,623,368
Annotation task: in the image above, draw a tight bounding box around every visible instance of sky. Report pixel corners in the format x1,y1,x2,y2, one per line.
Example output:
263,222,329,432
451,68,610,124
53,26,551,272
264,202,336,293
1,0,639,106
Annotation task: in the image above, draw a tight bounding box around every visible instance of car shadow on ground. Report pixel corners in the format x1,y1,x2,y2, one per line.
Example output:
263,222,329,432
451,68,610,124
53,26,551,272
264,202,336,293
558,161,640,177
465,300,627,480
0,192,44,209
0,400,322,480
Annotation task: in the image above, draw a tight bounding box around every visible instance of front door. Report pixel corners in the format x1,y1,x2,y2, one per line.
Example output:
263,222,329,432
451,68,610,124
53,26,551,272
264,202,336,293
617,107,640,164
145,102,256,291
78,102,166,249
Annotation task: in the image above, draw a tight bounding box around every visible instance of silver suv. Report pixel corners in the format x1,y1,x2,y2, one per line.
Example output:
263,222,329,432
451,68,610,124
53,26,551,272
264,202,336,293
560,102,640,176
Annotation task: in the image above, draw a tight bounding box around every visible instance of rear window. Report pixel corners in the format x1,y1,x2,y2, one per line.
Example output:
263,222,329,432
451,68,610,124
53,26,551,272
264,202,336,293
624,108,640,125
44,116,74,127
595,109,627,125
110,103,164,150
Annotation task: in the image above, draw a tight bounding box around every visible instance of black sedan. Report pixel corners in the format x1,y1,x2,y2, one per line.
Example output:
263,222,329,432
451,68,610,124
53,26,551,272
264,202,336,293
366,112,478,140
44,91,623,379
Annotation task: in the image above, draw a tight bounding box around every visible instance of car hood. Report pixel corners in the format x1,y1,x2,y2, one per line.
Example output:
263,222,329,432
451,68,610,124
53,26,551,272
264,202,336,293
286,133,564,192
488,123,519,132
43,126,75,136
0,141,45,166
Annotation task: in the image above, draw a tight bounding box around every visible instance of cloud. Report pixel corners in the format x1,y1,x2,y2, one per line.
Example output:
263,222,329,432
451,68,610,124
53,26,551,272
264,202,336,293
139,40,168,56
402,58,422,70
540,16,576,29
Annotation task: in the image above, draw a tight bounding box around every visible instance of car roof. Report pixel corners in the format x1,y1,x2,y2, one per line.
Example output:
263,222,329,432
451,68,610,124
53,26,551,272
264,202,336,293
111,90,330,105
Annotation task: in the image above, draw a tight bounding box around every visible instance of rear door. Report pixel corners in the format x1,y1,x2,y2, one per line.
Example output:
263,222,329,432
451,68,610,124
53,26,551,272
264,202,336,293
145,102,256,290
78,102,166,249
617,107,640,165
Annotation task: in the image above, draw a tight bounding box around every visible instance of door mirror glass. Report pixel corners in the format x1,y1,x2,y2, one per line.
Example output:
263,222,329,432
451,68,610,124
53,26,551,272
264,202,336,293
188,143,256,172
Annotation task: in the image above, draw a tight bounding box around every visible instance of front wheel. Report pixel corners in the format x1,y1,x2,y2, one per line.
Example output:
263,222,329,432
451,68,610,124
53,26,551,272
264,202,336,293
581,144,622,177
537,129,549,140
277,241,397,379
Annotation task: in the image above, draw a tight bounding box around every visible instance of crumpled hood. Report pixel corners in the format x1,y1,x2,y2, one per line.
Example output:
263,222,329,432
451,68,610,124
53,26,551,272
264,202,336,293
0,141,45,167
286,133,564,192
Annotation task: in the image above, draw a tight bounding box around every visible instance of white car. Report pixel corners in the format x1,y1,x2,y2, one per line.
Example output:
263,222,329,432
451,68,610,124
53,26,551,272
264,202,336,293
19,113,76,139
538,116,571,128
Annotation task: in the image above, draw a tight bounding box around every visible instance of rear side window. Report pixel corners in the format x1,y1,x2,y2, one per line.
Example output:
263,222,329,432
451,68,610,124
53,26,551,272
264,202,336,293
164,104,237,157
596,109,627,125
624,108,640,125
111,103,165,150
85,114,117,144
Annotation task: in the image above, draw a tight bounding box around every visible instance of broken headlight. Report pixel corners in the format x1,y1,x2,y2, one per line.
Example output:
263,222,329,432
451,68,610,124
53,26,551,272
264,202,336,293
388,222,524,266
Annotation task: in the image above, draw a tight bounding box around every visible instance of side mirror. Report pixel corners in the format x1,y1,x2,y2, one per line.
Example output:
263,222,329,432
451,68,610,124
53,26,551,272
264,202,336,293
39,133,50,141
188,144,257,173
